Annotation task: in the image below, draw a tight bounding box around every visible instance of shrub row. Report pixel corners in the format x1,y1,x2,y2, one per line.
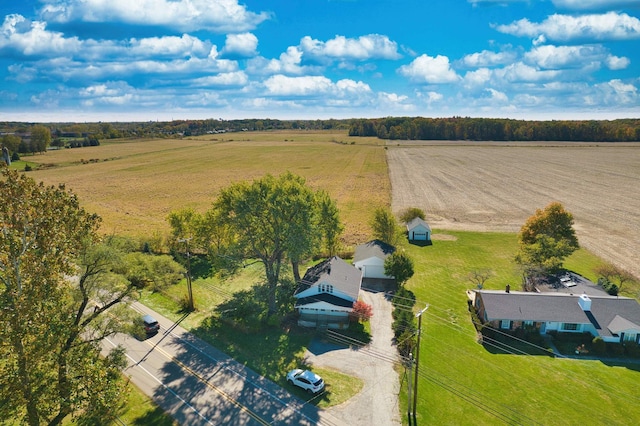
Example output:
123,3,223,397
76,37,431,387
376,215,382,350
391,287,416,358
597,277,619,296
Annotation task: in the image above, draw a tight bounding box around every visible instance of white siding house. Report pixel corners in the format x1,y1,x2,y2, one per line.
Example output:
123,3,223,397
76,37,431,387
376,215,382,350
475,290,640,345
294,256,362,329
353,240,396,279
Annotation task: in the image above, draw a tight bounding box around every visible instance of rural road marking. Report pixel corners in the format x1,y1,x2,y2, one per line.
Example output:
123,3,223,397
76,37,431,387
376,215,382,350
129,304,333,425
105,336,216,425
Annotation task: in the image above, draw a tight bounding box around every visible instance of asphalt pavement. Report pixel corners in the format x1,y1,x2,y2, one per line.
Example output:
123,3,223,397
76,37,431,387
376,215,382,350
102,302,347,426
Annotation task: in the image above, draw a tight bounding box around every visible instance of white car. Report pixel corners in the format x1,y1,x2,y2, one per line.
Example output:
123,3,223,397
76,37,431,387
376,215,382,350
286,369,325,394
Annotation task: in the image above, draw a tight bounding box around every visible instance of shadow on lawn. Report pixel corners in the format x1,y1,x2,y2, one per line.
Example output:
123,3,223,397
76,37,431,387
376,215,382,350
147,282,328,424
189,281,338,404
600,359,640,372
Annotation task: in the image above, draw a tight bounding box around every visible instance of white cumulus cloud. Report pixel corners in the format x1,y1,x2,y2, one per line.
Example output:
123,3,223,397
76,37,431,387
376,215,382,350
495,12,640,42
606,55,630,70
463,68,493,88
223,33,258,57
0,14,81,56
264,75,334,96
398,54,459,84
461,49,517,68
552,0,640,10
300,34,401,60
128,34,212,59
524,44,610,69
39,0,271,33
191,71,249,87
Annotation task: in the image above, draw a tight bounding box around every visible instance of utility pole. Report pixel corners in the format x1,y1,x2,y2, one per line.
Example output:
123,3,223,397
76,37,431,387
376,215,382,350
413,305,429,421
407,352,413,424
178,238,194,311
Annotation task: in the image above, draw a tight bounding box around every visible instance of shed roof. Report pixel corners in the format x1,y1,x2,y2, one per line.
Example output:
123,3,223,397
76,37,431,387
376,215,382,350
407,217,431,232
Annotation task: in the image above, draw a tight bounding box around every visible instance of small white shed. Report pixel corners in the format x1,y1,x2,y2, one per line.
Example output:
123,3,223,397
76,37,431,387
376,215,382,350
407,217,431,242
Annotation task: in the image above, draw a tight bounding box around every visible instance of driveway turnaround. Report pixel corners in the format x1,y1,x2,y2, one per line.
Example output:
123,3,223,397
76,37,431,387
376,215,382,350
103,302,347,426
305,290,402,426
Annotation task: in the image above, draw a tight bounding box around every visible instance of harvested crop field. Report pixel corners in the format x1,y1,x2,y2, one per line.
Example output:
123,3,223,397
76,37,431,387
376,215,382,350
27,133,388,245
388,141,640,279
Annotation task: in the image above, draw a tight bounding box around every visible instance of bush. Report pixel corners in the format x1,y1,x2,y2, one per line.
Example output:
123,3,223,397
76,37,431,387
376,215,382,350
396,329,416,358
24,164,32,171
350,300,373,322
399,207,426,224
391,287,416,352
11,152,20,161
597,277,619,296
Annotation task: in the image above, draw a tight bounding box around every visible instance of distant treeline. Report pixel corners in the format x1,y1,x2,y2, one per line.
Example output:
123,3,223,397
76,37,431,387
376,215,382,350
2,117,639,142
348,117,640,142
0,118,351,140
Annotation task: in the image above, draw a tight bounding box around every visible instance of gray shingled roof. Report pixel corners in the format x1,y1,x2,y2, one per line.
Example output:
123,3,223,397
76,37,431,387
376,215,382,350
407,217,431,231
297,256,362,300
353,239,396,263
478,290,640,338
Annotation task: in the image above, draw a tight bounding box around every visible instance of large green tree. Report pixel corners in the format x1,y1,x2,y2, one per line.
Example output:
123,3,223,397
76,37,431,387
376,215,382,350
515,202,579,276
201,172,342,315
370,207,400,246
30,125,51,153
384,251,415,286
2,134,21,154
0,169,135,425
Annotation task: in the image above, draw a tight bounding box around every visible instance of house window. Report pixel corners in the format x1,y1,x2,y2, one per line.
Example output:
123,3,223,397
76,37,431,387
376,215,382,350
319,284,334,294
562,323,579,331
500,320,511,329
524,320,534,327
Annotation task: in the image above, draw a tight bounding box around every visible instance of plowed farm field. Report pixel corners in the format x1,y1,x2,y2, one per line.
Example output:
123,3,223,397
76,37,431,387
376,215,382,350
388,141,640,279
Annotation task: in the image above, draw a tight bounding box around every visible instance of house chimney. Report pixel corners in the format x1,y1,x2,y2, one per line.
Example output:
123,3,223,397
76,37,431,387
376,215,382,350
578,294,591,311
505,284,510,293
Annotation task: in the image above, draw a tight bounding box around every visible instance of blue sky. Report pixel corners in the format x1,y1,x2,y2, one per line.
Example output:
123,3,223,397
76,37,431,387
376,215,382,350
1,0,639,122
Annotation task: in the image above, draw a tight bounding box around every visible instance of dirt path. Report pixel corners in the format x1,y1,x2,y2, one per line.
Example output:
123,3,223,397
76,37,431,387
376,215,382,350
387,143,640,280
306,291,401,426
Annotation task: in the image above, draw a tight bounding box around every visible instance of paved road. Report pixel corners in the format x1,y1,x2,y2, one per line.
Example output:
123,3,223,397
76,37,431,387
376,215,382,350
102,302,346,426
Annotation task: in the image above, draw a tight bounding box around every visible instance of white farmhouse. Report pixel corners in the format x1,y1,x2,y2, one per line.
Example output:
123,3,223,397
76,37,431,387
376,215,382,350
294,256,362,329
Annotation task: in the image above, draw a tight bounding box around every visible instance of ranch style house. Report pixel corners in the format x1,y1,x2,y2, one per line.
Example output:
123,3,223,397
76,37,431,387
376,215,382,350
473,289,640,345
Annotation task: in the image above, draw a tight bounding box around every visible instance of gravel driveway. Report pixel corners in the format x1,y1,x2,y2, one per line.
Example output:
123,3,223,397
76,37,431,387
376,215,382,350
307,290,401,426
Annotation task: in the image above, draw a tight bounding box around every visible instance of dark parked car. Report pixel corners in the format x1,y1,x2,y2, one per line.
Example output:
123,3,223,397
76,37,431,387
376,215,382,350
143,314,160,335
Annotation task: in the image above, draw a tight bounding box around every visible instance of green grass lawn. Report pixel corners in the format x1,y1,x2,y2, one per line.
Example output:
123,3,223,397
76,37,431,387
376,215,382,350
137,261,363,410
115,383,177,426
135,230,640,425
401,230,640,426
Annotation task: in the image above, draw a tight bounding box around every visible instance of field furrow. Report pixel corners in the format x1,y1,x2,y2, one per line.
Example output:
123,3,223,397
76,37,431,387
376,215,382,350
388,142,640,279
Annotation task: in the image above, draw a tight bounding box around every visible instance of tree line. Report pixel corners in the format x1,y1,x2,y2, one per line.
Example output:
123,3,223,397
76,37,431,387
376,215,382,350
4,117,640,143
348,117,640,142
